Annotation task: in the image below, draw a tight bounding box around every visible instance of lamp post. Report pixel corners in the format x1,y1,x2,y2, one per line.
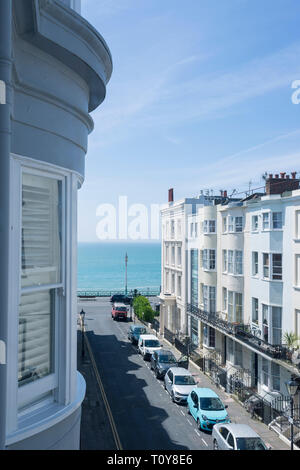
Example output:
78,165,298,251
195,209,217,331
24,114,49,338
125,252,128,296
285,377,299,450
80,309,86,358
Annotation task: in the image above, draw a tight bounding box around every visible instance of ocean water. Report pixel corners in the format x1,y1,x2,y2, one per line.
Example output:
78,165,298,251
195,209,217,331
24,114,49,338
77,242,161,291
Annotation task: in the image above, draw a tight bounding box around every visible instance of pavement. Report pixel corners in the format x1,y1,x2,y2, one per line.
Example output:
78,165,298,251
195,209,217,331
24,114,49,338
77,297,290,451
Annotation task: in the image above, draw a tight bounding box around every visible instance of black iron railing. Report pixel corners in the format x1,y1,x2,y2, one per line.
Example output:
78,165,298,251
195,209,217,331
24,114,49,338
186,303,291,362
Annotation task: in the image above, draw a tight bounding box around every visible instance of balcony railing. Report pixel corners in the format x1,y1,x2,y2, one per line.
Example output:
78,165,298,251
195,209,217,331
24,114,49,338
186,303,291,362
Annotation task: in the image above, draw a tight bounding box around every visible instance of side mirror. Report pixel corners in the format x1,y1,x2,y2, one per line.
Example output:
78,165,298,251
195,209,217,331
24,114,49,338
194,404,198,408
225,405,228,409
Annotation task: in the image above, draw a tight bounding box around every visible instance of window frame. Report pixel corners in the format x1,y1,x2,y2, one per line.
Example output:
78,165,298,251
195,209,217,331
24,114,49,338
7,154,78,436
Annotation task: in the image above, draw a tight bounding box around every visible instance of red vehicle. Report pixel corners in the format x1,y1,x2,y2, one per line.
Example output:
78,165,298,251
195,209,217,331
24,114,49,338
111,302,128,321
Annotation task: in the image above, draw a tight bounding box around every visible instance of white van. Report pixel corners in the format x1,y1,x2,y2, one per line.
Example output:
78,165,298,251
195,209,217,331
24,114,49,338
138,334,162,360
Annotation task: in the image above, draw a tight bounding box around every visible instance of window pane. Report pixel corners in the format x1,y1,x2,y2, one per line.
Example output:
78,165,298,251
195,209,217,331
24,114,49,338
263,253,269,278
272,212,282,229
263,213,270,230
18,290,55,386
22,173,61,288
235,217,243,232
272,254,282,280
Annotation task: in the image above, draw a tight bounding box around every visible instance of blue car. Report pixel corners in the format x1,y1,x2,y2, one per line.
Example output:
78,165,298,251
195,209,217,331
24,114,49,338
187,388,230,432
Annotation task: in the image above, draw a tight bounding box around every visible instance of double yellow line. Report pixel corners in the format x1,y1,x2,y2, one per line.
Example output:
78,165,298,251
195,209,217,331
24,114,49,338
83,326,123,450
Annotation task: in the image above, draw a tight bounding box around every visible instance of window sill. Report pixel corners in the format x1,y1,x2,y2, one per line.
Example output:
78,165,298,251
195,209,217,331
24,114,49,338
293,286,300,291
261,278,283,283
6,371,86,447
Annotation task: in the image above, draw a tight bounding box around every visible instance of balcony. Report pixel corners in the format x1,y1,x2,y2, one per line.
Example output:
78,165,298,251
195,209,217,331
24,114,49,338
186,303,291,363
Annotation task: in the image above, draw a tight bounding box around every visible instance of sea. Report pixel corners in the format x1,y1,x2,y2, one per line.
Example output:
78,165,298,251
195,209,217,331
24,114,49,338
77,242,161,292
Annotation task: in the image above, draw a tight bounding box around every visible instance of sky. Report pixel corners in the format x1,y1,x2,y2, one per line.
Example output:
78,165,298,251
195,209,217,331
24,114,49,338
78,0,300,242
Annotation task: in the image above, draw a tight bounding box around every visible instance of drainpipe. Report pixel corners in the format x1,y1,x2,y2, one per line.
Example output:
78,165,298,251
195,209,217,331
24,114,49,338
0,0,12,450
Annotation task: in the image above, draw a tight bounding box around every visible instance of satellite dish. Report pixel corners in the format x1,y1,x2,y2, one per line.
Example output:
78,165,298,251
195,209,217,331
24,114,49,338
292,350,300,365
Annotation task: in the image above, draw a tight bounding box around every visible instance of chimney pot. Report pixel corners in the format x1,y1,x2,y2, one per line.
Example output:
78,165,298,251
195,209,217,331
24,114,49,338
224,190,228,198
275,174,279,179
292,172,297,179
168,188,174,203
286,174,290,179
280,172,286,179
269,174,273,179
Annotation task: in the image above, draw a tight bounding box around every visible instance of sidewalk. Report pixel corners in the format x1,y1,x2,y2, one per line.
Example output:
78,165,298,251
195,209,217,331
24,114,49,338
143,322,290,450
77,330,117,450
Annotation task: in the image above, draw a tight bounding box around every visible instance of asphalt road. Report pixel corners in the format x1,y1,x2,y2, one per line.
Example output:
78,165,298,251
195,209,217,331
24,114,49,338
80,298,213,451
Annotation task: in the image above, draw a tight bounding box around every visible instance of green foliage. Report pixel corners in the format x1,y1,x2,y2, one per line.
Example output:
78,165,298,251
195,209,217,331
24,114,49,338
283,331,299,349
133,296,155,322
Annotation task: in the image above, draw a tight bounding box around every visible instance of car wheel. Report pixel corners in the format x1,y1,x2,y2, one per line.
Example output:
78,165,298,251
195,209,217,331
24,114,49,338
213,439,219,450
187,407,191,415
155,369,160,379
171,392,175,403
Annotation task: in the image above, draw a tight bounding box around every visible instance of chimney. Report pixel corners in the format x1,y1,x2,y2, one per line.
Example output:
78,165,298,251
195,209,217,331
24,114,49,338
266,171,299,195
168,188,174,203
223,190,228,198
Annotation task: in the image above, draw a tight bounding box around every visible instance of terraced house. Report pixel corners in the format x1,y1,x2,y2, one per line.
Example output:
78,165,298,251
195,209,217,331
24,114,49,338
0,0,112,449
160,174,300,441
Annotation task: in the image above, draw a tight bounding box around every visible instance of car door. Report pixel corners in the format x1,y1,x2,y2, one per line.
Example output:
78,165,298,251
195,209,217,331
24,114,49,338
216,426,230,450
190,391,198,420
226,432,235,450
151,352,157,370
165,370,173,394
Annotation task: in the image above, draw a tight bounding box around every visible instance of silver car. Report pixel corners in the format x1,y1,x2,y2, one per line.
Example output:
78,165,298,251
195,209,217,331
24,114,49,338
212,423,269,450
164,367,197,404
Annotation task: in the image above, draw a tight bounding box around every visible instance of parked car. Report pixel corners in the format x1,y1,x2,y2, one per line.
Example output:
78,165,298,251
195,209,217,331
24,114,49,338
138,334,162,360
164,367,197,404
111,302,128,321
187,388,230,431
110,294,133,305
212,423,269,450
128,325,147,344
150,350,188,379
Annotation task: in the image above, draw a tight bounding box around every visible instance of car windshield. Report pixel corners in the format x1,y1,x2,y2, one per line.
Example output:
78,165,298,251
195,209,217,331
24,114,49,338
174,375,196,385
159,355,177,364
134,327,146,334
236,437,267,450
200,397,224,411
116,307,127,312
145,340,160,347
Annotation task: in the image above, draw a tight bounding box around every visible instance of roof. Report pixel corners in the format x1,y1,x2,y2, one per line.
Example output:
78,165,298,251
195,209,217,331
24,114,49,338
113,302,126,307
139,334,159,340
168,367,192,375
215,423,260,438
194,387,219,398
156,349,174,356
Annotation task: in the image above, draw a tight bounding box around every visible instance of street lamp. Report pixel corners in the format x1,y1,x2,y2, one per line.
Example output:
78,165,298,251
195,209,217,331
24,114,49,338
285,376,299,450
80,309,86,358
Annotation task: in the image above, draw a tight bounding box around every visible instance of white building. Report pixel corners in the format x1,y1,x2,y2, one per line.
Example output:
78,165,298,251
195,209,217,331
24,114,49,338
161,175,300,402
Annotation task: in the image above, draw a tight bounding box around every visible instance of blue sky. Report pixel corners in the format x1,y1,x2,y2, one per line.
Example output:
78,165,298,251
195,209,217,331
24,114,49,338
79,0,300,242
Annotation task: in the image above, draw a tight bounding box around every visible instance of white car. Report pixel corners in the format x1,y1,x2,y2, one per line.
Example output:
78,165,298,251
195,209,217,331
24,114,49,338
164,367,197,404
138,334,162,360
212,423,270,450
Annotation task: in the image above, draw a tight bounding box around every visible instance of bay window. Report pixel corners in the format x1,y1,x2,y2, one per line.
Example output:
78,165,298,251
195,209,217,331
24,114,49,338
227,291,243,323
18,171,63,401
203,220,216,233
261,304,282,345
252,251,258,276
252,215,258,231
263,253,282,280
224,250,243,275
252,298,259,325
202,249,216,270
8,156,78,435
235,216,243,232
202,285,216,313
262,212,270,230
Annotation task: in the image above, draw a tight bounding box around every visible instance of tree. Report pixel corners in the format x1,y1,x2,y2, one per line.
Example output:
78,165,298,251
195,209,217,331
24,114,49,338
283,332,299,350
133,296,155,322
